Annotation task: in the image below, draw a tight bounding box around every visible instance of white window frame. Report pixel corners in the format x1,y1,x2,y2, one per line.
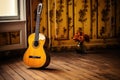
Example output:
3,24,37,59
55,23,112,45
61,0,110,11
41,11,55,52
0,0,20,20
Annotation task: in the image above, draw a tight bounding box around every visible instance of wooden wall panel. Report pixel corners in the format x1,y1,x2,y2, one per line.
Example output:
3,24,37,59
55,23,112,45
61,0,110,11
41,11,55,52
49,0,76,49
0,31,20,46
0,21,27,51
116,0,120,37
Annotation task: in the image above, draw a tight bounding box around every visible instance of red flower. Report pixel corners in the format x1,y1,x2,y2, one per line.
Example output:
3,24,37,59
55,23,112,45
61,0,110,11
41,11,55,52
73,32,90,42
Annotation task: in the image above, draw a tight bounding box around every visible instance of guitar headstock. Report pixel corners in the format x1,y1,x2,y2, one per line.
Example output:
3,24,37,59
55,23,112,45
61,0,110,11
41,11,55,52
37,3,43,15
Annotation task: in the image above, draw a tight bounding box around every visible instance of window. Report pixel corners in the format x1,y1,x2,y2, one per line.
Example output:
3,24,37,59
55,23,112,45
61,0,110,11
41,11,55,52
0,0,19,20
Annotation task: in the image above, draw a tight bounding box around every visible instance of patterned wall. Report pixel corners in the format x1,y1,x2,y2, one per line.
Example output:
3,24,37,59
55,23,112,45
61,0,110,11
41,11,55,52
26,0,120,51
0,0,119,51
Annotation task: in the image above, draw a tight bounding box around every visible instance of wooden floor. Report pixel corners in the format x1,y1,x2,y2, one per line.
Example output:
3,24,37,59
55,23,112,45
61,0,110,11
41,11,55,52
0,50,120,80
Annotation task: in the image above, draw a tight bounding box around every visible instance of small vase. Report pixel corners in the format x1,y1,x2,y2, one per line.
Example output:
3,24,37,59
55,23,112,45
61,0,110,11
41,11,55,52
76,42,86,53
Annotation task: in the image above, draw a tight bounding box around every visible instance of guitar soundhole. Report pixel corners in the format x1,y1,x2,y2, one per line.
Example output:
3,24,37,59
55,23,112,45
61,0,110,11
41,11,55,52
34,41,39,47
29,56,41,59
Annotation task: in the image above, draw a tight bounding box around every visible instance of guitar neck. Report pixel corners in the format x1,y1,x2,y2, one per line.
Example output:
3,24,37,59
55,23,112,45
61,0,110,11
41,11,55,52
34,3,42,42
34,14,40,41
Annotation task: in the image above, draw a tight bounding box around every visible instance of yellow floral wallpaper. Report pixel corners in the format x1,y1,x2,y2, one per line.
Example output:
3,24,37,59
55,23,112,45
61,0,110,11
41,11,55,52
0,0,120,51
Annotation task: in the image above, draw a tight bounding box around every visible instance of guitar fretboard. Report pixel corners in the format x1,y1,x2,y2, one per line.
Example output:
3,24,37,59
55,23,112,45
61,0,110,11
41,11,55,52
34,3,42,42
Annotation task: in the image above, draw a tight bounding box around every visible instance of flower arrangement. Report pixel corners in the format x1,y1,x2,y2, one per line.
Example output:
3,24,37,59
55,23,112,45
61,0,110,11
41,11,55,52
73,29,90,53
73,32,90,43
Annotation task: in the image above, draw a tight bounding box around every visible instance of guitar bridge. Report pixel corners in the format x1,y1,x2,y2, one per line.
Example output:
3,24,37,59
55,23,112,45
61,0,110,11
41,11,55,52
29,56,41,59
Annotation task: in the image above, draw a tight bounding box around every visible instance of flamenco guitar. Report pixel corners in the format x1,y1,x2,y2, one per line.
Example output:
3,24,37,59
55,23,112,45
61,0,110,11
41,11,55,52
23,3,50,68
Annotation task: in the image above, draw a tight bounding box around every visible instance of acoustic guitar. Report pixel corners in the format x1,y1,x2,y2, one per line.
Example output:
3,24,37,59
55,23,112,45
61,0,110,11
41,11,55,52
23,3,50,68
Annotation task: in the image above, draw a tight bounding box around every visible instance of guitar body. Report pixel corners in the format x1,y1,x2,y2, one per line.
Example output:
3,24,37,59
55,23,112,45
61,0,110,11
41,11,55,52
23,33,50,68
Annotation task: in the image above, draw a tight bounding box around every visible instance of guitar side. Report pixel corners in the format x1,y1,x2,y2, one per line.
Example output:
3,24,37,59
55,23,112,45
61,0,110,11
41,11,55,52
23,33,50,68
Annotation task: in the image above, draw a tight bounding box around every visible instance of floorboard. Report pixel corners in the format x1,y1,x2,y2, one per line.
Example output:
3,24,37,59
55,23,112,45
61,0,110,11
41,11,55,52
0,50,120,80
